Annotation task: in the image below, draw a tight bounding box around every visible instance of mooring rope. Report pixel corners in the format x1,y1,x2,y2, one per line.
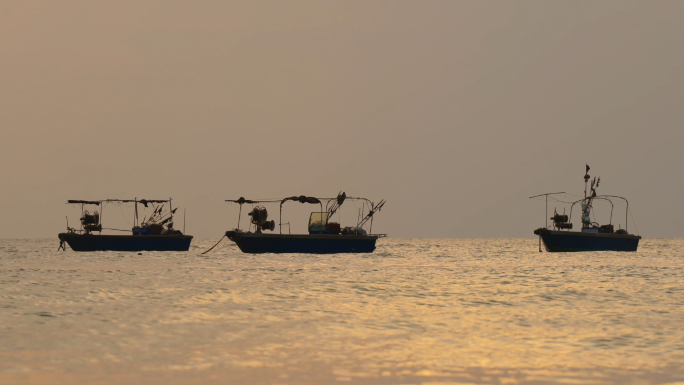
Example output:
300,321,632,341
201,235,225,255
539,235,543,252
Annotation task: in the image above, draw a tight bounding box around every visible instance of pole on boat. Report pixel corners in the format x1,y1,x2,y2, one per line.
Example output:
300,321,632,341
134,197,138,227
99,201,103,234
626,200,629,233
184,208,186,234
238,203,242,231
361,202,365,228
528,192,565,229
169,197,173,225
370,211,374,234
584,164,590,199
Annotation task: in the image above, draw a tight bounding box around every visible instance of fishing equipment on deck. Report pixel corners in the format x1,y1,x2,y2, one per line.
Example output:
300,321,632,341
249,206,275,233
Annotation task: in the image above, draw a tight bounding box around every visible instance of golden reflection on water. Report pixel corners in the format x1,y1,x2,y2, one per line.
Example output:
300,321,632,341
1,238,684,384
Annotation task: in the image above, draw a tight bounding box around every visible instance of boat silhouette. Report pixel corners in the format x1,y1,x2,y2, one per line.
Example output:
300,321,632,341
530,165,641,252
58,198,193,251
215,192,386,254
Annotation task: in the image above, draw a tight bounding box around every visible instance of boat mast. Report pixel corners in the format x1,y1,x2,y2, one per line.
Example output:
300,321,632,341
134,197,138,227
584,165,589,199
583,165,591,228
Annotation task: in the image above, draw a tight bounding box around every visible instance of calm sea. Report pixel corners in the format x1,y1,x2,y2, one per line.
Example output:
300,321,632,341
1,238,683,385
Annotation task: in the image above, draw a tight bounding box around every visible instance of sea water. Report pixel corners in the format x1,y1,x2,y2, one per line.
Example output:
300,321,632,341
1,238,683,384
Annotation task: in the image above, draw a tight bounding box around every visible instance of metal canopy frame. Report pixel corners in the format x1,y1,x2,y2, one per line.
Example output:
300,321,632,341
530,193,631,233
225,195,384,234
66,198,176,234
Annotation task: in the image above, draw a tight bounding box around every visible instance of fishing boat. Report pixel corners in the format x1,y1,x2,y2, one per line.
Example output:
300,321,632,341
217,192,386,254
58,198,193,251
530,165,641,252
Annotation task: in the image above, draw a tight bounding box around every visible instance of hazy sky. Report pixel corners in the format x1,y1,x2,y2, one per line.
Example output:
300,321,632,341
2,1,683,238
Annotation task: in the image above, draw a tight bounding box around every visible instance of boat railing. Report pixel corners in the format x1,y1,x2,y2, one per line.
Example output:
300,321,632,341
568,195,629,233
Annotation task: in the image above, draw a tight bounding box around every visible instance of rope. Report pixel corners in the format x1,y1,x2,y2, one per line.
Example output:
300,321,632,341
118,204,132,226
201,235,225,255
629,206,639,235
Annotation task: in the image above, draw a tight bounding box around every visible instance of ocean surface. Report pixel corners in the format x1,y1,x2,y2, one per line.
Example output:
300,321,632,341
1,238,683,385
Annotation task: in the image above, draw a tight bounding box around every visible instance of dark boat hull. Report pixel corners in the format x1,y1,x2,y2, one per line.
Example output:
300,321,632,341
226,231,378,254
58,233,193,252
534,229,640,252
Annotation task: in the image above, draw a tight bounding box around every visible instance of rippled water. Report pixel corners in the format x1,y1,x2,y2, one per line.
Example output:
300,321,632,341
1,238,683,384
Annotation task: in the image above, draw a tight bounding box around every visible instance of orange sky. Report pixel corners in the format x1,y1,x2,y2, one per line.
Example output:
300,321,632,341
2,1,683,237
